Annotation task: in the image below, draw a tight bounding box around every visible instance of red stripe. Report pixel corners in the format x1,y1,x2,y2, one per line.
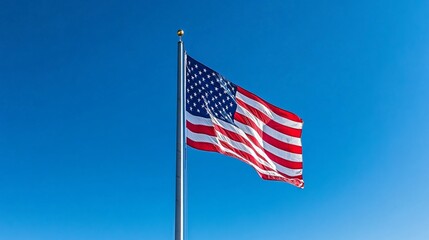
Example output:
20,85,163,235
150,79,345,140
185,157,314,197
186,120,215,136
262,131,302,154
187,138,218,152
187,137,303,180
261,174,304,188
234,112,302,154
266,119,302,138
234,112,302,152
187,138,304,187
237,86,303,123
211,121,303,170
187,120,303,169
187,137,271,174
234,112,263,136
236,98,302,138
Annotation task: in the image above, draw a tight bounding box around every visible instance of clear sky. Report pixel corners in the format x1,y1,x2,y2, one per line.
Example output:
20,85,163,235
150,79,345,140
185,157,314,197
1,0,429,239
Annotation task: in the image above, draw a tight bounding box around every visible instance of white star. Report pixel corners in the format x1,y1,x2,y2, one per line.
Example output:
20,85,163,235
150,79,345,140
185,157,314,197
195,64,198,68
203,68,207,72
199,71,202,75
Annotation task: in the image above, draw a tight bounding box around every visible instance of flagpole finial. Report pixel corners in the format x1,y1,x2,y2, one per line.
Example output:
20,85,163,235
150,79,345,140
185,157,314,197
177,29,184,41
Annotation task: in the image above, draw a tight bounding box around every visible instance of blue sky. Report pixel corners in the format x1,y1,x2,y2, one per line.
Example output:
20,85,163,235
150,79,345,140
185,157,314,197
1,0,429,239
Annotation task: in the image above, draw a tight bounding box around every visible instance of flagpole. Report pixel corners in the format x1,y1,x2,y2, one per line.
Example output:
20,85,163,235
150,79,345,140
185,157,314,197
175,29,185,240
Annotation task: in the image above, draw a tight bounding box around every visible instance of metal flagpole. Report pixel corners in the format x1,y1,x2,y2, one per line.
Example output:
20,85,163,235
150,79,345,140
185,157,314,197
175,29,185,240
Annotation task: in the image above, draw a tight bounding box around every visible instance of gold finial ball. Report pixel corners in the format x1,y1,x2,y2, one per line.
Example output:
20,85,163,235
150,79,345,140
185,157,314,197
177,29,184,37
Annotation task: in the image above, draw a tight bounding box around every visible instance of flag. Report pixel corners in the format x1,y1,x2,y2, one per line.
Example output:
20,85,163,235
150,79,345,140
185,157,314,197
185,54,304,188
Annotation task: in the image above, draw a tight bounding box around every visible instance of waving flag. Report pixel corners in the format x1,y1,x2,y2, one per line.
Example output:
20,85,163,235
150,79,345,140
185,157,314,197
185,55,304,188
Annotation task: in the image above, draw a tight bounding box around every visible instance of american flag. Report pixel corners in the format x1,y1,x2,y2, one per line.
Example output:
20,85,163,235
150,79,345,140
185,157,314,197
185,55,304,188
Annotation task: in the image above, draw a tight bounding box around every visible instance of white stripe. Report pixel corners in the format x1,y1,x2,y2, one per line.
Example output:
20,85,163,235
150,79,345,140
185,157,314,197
204,114,303,171
236,91,303,129
187,130,302,177
187,117,275,170
235,105,302,147
206,115,276,168
187,115,303,177
186,131,286,178
187,112,302,162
